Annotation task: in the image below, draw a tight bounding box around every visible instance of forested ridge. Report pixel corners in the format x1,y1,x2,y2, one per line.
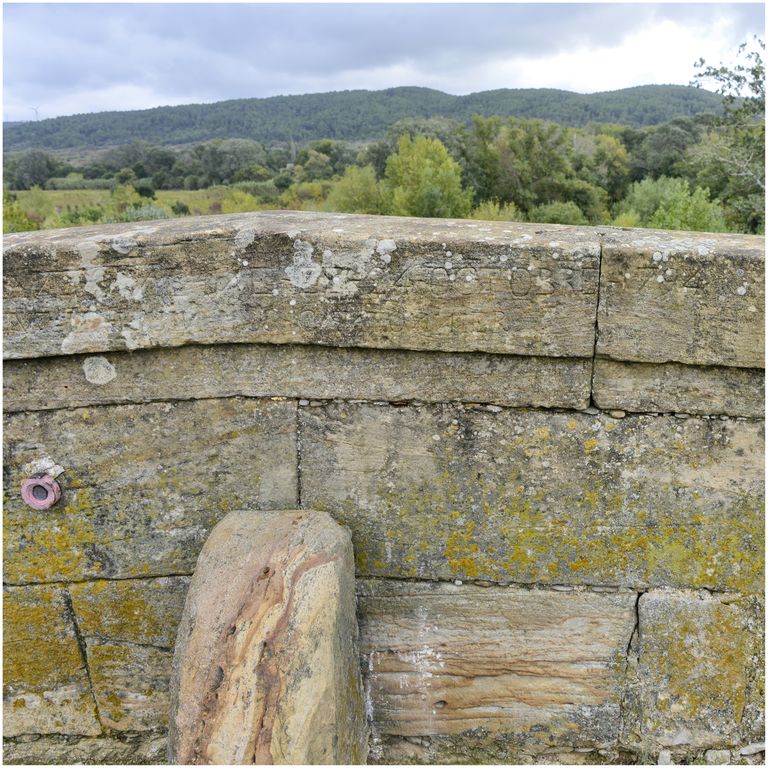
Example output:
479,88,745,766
4,84,724,151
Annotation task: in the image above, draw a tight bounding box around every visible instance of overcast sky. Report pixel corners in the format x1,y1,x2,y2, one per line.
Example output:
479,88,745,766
3,3,764,122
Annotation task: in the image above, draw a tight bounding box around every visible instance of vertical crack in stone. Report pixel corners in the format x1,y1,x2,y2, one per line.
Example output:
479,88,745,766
62,588,104,734
626,590,643,661
295,399,304,508
617,590,645,758
589,232,605,407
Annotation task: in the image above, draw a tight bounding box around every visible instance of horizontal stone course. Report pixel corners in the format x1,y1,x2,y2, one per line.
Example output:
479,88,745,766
300,402,764,591
3,212,600,360
3,343,592,413
3,732,168,765
593,358,765,418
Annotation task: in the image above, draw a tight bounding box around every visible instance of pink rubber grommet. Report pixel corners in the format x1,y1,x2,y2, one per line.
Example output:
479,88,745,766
21,475,62,510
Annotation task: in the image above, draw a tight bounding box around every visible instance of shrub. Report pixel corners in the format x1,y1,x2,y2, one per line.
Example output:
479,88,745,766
527,201,588,225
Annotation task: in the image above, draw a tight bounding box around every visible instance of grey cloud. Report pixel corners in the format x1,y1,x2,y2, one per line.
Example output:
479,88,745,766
4,3,765,120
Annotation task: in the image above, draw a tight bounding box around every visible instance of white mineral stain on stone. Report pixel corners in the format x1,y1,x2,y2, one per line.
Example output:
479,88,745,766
78,240,107,302
736,286,747,296
110,236,137,254
23,456,65,478
111,272,144,301
82,356,117,385
285,239,322,289
376,239,397,258
61,313,113,354
121,316,150,350
234,228,256,251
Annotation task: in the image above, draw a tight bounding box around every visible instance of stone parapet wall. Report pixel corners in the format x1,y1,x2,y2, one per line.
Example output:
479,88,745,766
3,212,764,764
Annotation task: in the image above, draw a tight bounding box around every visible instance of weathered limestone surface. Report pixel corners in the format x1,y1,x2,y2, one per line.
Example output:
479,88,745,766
3,212,601,360
169,510,367,765
358,580,636,760
597,228,765,368
3,585,100,737
593,358,765,417
4,344,591,413
623,591,755,750
2,215,764,764
300,402,764,591
3,398,297,583
69,578,189,732
3,732,168,765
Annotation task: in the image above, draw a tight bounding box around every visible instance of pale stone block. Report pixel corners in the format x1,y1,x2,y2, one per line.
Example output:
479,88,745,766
598,228,765,368
300,402,764,591
358,580,635,757
593,358,764,418
3,398,297,584
69,577,189,731
169,510,367,764
632,591,753,749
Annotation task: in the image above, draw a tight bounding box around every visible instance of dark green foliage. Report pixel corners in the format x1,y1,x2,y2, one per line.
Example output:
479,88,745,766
4,85,724,152
5,149,73,189
528,201,588,225
689,37,764,233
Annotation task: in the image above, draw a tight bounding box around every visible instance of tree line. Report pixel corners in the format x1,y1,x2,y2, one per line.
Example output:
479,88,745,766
5,41,763,235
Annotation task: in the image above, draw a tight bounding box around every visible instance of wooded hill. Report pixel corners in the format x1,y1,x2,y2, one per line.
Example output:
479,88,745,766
5,84,723,151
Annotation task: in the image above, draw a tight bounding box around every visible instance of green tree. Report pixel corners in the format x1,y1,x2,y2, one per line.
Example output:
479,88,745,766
324,165,385,214
470,199,520,221
615,176,691,224
615,176,726,232
590,134,631,201
648,183,726,232
528,201,588,225
10,150,56,189
690,38,765,232
383,135,472,218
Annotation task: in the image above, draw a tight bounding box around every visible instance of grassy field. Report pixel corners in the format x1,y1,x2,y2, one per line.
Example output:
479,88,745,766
7,187,281,232
12,187,266,216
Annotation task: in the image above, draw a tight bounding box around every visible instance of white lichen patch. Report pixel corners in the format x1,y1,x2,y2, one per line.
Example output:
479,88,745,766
234,228,256,251
110,272,144,301
78,240,107,302
285,239,322,289
82,356,117,385
61,312,113,354
121,315,151,350
376,239,397,264
110,236,138,255
23,456,65,478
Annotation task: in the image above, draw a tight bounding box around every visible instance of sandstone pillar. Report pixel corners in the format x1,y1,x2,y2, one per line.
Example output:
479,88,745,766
168,510,368,764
